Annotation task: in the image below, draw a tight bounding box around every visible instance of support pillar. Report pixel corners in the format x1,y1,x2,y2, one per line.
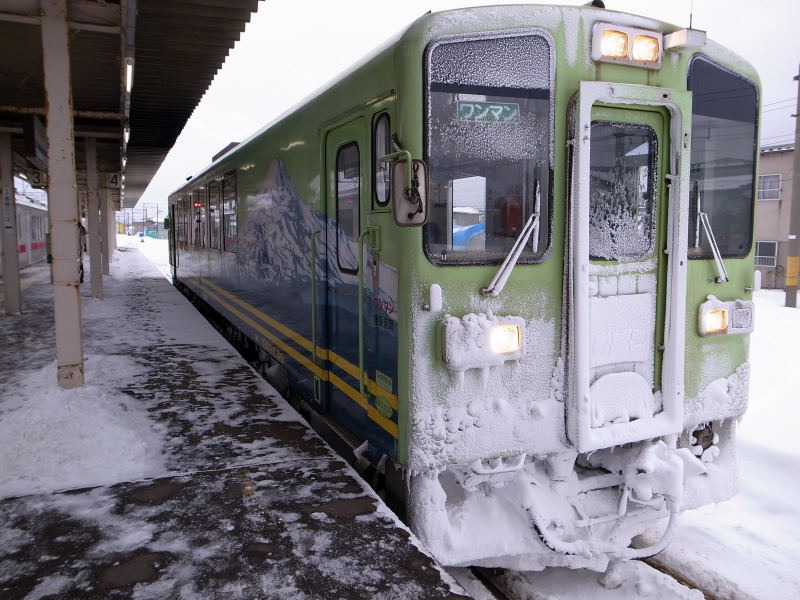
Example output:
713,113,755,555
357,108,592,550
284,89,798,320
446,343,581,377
100,188,110,275
42,0,84,387
85,137,102,298
1,132,22,315
786,64,800,307
107,190,117,254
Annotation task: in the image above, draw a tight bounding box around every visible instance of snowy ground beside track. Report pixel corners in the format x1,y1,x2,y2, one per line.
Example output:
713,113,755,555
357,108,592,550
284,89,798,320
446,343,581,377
4,236,799,598
645,289,800,600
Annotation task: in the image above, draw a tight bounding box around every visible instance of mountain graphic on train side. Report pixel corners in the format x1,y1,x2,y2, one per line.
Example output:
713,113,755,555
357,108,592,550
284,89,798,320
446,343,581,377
238,158,357,288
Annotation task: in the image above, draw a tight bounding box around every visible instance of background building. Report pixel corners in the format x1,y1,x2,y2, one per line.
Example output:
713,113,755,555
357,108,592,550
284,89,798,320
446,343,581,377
755,143,794,289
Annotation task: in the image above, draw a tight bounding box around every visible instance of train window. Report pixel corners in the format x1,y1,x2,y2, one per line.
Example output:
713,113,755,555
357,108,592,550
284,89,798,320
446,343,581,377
373,113,391,207
336,142,360,273
424,33,553,265
192,188,206,247
177,197,189,249
32,215,44,241
208,181,221,250
688,56,757,259
588,122,657,261
223,171,238,253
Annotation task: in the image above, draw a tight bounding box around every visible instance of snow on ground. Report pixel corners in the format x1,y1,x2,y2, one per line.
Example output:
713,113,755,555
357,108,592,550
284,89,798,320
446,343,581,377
2,238,799,598
131,234,171,280
0,356,166,498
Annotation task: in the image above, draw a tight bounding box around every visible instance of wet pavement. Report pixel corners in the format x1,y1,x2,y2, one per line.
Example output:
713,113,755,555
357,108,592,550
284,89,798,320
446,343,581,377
0,245,467,599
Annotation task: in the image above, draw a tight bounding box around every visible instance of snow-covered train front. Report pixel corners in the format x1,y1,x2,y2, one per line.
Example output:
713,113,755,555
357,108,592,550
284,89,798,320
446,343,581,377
168,5,759,571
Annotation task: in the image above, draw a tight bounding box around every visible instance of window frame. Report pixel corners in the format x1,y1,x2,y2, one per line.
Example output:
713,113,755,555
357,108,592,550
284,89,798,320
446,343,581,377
421,29,555,267
335,141,361,274
193,188,207,248
758,173,781,201
208,180,221,250
755,240,778,267
372,112,392,208
687,54,759,260
222,170,238,253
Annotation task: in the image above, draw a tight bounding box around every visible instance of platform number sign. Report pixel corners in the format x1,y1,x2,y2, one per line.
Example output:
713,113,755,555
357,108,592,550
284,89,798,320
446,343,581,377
102,172,121,189
29,169,46,189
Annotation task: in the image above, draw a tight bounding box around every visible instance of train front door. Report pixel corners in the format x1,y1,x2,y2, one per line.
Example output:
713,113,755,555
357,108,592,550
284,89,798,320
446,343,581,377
323,118,370,437
567,82,691,453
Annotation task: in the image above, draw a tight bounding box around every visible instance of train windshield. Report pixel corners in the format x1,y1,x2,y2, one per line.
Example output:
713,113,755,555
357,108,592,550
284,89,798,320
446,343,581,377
688,57,758,258
424,33,552,265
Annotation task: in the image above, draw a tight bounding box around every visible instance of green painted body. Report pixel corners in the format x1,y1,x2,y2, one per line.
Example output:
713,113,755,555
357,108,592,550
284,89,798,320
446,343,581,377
169,5,759,467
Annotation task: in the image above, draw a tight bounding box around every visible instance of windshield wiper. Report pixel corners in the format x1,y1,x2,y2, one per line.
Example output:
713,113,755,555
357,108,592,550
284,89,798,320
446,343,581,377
698,211,729,283
481,181,541,297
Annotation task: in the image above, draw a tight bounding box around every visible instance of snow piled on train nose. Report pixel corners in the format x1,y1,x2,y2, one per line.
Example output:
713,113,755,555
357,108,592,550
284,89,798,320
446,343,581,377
0,355,166,499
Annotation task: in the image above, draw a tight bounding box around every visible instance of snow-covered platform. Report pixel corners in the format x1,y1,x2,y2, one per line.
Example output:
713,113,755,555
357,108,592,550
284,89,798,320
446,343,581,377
0,241,467,599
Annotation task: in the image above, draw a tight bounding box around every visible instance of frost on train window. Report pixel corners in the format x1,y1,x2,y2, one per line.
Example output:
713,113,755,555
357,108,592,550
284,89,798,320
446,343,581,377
589,122,656,261
424,33,553,265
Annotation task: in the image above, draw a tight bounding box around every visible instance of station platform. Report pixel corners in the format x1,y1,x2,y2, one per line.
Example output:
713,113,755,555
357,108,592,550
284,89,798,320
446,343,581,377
0,240,468,599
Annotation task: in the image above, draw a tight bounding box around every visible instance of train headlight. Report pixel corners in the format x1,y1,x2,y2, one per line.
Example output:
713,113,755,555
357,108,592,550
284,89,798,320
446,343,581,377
701,309,729,336
442,314,526,371
600,29,628,58
592,23,663,69
698,296,755,337
489,324,522,355
632,35,661,62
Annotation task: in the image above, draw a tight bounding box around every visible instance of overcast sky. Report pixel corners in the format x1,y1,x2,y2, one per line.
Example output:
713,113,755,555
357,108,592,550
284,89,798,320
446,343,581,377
135,0,800,212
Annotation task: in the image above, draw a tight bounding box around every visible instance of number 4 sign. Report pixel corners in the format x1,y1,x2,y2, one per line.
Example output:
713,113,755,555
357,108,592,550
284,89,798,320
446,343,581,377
102,172,121,188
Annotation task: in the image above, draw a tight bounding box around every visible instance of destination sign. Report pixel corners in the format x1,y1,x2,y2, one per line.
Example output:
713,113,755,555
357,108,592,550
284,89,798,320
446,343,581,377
457,101,520,123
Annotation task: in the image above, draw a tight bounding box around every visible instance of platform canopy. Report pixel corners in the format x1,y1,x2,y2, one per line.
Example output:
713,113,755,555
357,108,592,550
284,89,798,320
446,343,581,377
0,0,262,206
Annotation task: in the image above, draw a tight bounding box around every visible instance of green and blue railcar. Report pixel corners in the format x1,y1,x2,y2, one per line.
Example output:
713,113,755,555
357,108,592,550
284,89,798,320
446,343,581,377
168,4,759,570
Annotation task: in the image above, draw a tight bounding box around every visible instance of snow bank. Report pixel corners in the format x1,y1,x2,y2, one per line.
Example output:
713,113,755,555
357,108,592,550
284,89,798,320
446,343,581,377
0,356,166,499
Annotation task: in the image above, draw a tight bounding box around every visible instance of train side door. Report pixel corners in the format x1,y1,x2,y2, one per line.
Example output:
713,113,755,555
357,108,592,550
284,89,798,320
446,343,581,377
567,82,691,453
323,118,370,436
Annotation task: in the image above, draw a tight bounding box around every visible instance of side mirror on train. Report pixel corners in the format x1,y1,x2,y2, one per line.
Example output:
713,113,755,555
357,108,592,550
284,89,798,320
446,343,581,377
392,159,428,227
163,216,171,230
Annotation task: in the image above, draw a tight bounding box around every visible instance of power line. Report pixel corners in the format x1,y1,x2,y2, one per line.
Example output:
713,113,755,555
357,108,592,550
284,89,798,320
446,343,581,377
762,104,797,114
762,96,797,108
761,131,795,140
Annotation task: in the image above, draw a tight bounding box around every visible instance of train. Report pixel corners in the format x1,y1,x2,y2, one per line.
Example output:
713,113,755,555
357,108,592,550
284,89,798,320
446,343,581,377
14,196,48,269
167,3,759,571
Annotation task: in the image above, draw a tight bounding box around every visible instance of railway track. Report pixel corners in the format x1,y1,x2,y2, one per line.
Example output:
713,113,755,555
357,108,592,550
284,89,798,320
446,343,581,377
447,562,715,600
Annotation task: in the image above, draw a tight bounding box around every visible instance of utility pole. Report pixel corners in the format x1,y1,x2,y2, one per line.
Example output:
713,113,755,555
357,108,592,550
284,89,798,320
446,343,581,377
786,64,800,307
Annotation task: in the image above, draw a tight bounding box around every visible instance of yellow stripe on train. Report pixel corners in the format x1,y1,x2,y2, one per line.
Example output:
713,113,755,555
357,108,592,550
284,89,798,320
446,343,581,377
192,276,398,438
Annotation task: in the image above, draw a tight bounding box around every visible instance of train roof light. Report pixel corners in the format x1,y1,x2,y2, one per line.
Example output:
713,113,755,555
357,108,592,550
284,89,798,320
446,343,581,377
632,35,660,62
600,29,628,59
592,23,663,69
664,28,707,52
